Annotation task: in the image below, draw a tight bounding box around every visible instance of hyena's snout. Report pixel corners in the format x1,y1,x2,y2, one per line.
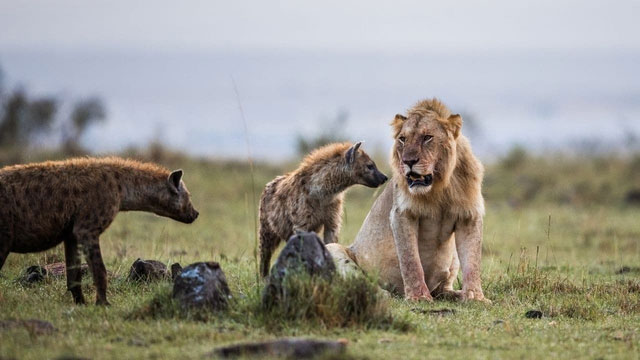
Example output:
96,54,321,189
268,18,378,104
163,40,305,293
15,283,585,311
175,202,199,224
363,167,388,188
184,206,199,224
373,170,388,187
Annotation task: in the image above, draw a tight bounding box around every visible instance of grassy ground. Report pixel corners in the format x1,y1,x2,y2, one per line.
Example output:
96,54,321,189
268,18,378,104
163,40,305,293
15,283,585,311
1,155,640,359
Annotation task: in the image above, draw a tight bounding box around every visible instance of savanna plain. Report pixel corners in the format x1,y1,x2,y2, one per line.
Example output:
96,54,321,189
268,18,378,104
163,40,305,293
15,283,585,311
1,149,639,359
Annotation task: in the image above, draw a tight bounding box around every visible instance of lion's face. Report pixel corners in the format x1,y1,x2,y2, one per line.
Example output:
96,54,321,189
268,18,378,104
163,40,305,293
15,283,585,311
392,112,462,195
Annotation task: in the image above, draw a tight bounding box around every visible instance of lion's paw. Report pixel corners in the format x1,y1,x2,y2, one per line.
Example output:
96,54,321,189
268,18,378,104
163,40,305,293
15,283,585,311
405,284,433,302
461,289,491,304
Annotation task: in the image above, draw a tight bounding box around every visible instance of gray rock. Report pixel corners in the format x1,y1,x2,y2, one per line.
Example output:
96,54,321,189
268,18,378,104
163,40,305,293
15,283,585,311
262,231,335,308
172,262,231,310
624,189,640,205
127,259,169,282
18,265,47,285
211,337,347,359
525,310,543,319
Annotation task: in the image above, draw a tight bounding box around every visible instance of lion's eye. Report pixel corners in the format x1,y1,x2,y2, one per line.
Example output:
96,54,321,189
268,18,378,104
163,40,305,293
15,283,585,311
398,136,406,144
423,135,433,143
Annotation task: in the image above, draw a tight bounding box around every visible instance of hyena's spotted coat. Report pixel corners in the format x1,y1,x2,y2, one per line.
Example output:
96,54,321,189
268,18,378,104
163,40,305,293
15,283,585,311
0,157,199,305
258,142,387,277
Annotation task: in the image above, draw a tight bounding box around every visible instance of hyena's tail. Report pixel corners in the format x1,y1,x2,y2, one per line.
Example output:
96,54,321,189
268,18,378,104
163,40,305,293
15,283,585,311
259,246,273,278
259,228,277,278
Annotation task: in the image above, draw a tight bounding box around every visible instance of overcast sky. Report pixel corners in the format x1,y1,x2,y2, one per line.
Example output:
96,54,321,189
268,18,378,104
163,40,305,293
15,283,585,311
1,0,639,53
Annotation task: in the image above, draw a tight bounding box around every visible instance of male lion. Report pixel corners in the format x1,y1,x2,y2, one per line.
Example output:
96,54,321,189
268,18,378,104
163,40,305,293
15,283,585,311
326,98,489,302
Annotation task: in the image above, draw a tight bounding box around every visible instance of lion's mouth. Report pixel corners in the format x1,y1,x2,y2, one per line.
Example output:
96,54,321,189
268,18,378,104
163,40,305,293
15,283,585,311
406,172,433,188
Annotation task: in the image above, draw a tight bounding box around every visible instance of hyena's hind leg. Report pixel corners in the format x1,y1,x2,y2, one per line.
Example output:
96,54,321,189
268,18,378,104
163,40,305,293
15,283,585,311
0,223,11,271
259,226,280,278
74,220,110,306
0,239,10,272
63,230,86,304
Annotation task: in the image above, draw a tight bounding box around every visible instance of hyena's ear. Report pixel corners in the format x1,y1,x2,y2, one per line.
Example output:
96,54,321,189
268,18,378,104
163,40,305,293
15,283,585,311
346,141,363,164
446,114,463,139
168,169,183,193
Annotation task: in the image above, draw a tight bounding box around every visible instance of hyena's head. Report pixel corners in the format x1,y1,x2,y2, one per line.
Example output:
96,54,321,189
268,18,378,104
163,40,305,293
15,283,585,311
153,170,199,224
344,142,388,188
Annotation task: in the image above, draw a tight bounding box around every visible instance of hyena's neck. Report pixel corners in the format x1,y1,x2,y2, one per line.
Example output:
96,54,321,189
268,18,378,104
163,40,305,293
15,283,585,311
302,162,353,198
117,169,167,212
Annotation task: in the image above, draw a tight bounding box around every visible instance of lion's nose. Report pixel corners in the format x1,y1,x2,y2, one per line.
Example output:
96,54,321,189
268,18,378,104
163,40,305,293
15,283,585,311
402,158,419,167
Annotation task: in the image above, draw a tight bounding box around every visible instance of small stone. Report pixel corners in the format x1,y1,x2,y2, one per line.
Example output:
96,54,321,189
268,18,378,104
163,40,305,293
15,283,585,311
616,266,631,274
211,338,346,359
525,310,543,319
624,189,640,205
172,262,231,310
127,259,169,282
18,265,47,285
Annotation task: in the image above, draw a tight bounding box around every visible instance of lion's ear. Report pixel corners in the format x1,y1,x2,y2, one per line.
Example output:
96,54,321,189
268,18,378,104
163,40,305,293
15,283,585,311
391,114,407,137
391,114,407,127
447,114,463,139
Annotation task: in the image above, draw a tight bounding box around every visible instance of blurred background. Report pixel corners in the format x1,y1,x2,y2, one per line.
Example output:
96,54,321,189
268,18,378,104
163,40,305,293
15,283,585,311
1,0,639,162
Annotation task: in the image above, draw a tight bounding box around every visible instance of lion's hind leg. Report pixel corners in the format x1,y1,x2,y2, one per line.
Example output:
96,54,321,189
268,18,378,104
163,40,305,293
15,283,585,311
325,243,360,278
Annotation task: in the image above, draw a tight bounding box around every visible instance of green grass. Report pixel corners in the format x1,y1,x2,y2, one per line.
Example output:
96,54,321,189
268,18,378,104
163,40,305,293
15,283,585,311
1,155,640,359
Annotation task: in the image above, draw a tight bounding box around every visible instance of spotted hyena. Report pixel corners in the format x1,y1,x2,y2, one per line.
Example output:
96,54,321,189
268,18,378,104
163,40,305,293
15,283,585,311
258,142,388,277
0,157,199,305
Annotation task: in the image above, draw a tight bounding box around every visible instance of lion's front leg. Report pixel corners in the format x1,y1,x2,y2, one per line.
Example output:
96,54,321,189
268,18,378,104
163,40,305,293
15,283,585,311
390,207,432,302
455,216,491,303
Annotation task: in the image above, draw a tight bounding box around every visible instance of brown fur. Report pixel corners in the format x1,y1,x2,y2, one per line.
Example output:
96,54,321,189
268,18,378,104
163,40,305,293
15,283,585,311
327,98,489,302
0,157,198,305
258,142,387,277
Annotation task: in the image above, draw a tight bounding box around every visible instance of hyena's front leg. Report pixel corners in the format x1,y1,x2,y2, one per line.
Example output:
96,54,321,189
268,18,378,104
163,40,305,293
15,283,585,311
75,226,109,305
322,203,342,244
63,233,86,305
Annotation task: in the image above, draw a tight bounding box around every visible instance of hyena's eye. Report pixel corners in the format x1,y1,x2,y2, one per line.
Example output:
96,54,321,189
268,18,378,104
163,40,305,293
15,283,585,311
423,135,433,143
398,136,406,144
367,164,375,170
